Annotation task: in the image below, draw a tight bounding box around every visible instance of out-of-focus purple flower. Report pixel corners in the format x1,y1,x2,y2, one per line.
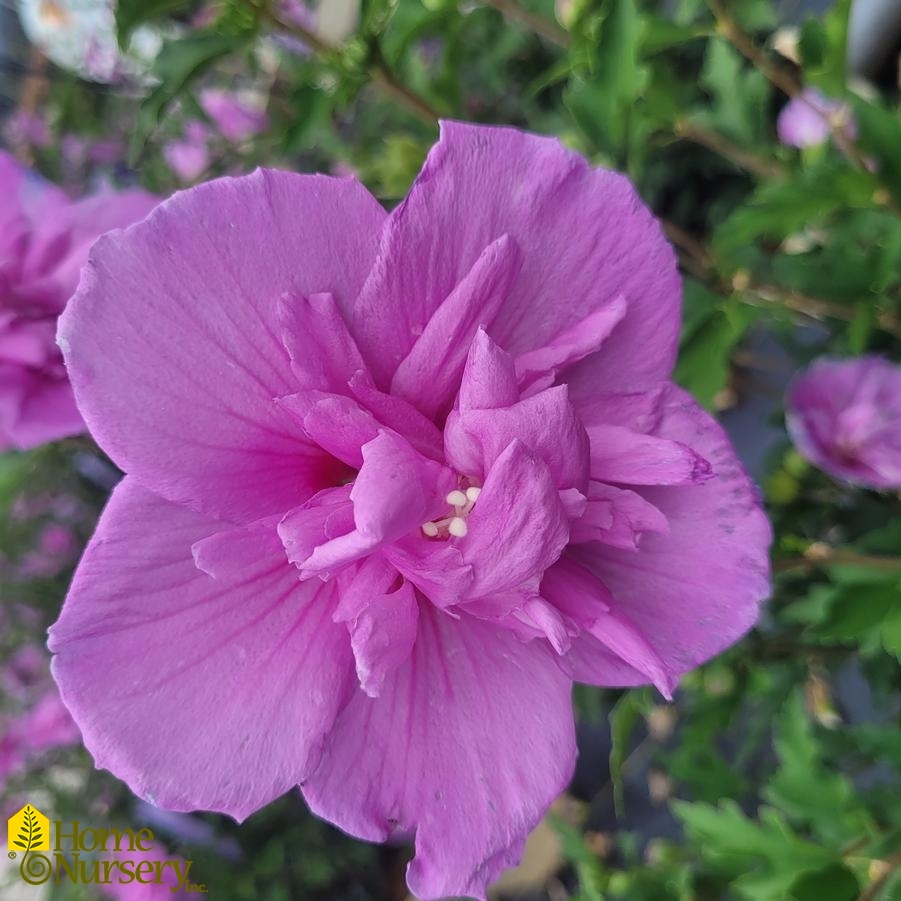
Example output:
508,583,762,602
4,110,52,149
787,356,901,488
18,523,78,578
60,134,89,170
0,650,80,787
278,0,316,29
199,90,269,144
87,137,126,166
0,734,23,784
51,123,771,900
0,152,158,449
163,122,213,183
18,690,81,751
1,644,47,700
777,87,856,149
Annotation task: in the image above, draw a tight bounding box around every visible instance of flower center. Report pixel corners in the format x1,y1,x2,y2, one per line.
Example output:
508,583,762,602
421,486,481,539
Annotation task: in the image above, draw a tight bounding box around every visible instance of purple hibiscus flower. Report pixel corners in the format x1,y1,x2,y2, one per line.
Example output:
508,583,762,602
787,356,901,489
199,90,269,144
777,87,856,149
50,122,771,900
0,152,158,450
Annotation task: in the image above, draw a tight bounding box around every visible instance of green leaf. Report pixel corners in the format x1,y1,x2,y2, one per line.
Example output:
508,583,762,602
673,799,836,901
790,863,859,901
843,724,901,772
548,812,605,901
675,289,753,410
713,161,873,265
609,688,652,816
811,579,901,647
694,39,768,145
765,691,864,842
640,16,710,54
854,99,901,205
798,0,852,93
130,32,250,158
565,0,649,160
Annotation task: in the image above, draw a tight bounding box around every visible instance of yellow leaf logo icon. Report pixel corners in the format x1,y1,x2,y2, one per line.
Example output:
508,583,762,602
7,805,50,853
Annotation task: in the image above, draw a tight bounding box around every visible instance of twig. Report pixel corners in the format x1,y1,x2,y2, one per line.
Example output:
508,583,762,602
706,0,901,216
246,0,441,126
858,846,901,901
662,219,901,339
662,221,713,280
707,0,801,98
674,120,787,179
481,0,571,49
774,543,901,574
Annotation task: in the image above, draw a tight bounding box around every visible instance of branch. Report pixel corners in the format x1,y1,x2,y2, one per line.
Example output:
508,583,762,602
662,220,901,340
481,0,571,49
706,0,901,216
247,0,440,126
775,543,901,574
674,120,787,179
858,847,901,901
707,0,801,98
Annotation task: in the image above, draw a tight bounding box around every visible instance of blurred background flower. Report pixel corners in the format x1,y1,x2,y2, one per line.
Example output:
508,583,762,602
2,0,901,899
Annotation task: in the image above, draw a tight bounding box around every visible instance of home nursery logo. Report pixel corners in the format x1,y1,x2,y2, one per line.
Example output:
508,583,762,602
6,804,206,892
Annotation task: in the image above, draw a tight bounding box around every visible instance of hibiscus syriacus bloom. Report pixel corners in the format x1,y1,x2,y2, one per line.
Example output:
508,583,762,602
199,90,269,145
0,152,157,449
51,123,771,899
786,356,901,489
776,87,856,149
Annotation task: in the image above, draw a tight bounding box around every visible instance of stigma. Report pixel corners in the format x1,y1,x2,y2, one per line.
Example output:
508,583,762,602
421,486,481,539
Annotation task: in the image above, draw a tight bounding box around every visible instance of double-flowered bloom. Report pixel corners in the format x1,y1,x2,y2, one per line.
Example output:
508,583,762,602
0,152,157,449
787,356,901,489
50,123,771,899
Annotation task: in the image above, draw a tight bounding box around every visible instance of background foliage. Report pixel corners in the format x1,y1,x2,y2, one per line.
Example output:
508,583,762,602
2,0,900,899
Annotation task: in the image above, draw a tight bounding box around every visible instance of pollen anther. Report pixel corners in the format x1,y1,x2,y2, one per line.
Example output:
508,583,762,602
422,480,482,539
448,517,468,537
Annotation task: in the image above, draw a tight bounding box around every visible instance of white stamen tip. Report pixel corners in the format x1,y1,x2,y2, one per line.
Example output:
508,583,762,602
421,521,439,537
446,490,467,507
465,486,482,502
448,517,468,538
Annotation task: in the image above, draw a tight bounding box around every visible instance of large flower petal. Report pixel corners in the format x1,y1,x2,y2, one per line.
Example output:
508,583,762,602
389,234,522,416
302,606,576,901
461,440,570,598
49,479,355,820
59,170,386,522
351,121,679,395
446,385,590,492
572,385,771,674
586,424,712,486
278,292,370,393
542,556,676,697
